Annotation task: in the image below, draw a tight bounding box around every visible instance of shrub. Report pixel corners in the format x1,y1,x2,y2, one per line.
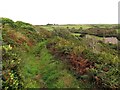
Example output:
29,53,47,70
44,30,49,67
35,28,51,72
38,28,53,40
2,44,24,89
15,21,35,31
53,28,75,40
2,18,15,28
82,49,120,88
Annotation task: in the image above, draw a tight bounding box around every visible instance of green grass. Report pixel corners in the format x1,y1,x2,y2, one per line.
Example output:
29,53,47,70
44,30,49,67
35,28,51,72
20,41,83,88
38,47,80,88
20,51,41,88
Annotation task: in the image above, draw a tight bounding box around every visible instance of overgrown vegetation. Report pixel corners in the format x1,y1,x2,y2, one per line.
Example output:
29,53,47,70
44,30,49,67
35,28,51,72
1,18,119,89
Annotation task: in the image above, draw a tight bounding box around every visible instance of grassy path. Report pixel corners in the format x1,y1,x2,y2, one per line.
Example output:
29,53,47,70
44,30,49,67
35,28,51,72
20,41,84,88
20,47,44,88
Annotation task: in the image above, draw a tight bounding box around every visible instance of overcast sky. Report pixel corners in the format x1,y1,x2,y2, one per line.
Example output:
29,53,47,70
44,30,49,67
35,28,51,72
0,0,119,25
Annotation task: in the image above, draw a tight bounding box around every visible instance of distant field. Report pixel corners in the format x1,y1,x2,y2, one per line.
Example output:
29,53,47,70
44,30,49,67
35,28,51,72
45,25,91,31
36,24,117,31
71,33,81,36
85,34,103,40
52,24,92,29
36,24,93,31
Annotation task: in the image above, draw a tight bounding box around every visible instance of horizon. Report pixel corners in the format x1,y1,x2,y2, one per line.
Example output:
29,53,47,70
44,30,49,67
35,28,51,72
0,17,119,25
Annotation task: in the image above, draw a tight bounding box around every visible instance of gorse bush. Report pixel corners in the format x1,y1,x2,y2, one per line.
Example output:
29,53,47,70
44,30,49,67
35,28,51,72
2,44,24,89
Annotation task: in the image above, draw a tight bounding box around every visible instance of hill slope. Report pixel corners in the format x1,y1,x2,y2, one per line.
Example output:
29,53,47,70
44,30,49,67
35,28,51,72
1,18,120,89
